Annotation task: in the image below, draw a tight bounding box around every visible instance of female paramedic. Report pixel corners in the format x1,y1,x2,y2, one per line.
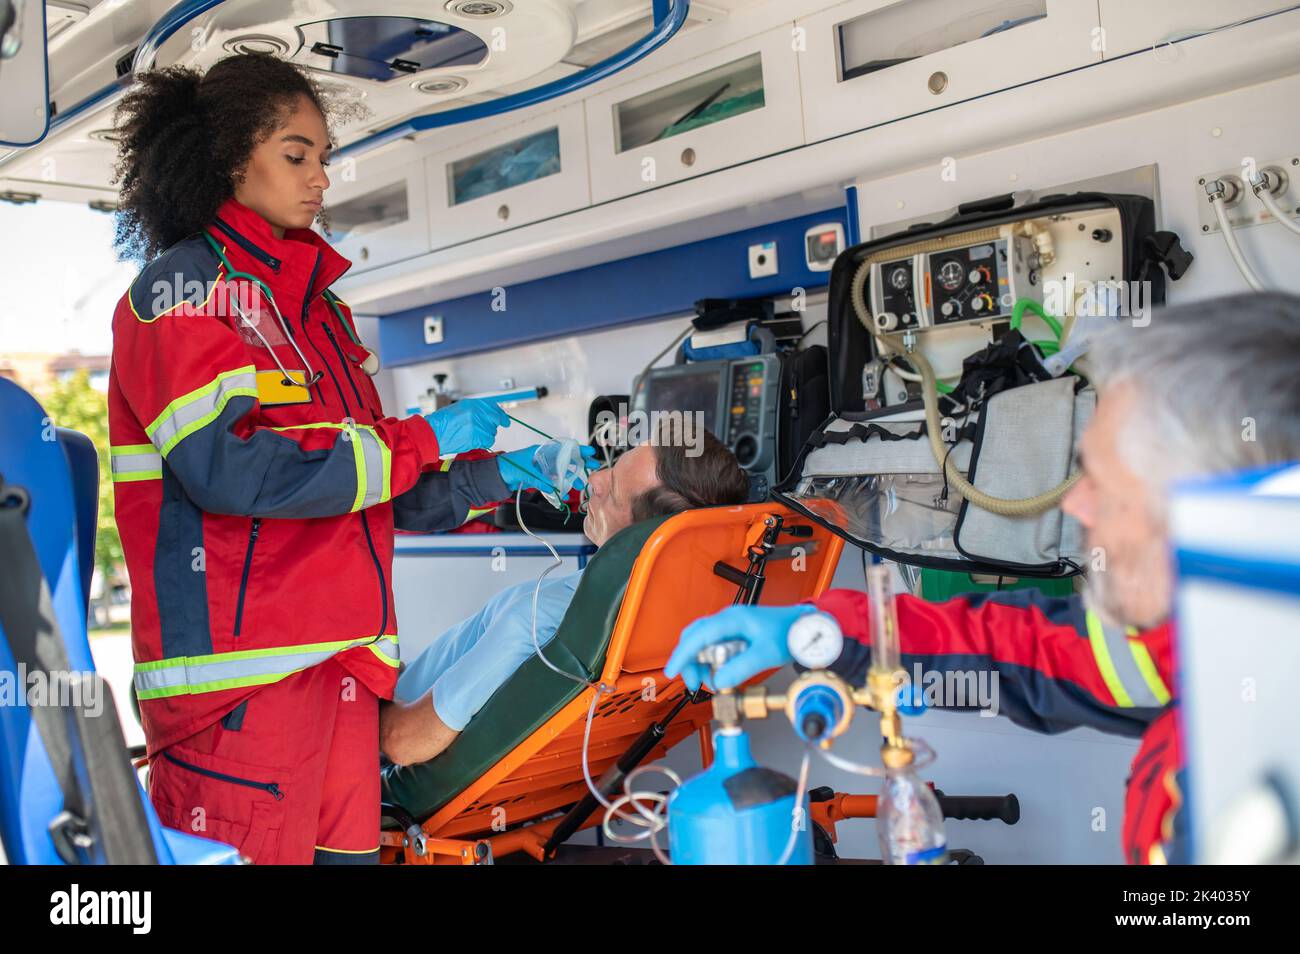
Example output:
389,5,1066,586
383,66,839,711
106,52,591,864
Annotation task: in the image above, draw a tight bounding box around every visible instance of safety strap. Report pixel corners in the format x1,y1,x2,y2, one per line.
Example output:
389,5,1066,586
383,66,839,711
0,478,157,864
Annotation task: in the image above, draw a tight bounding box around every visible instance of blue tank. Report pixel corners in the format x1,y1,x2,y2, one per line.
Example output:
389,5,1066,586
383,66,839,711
667,728,813,865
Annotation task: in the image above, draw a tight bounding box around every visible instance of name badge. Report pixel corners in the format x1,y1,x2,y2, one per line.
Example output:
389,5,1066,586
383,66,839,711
256,369,312,406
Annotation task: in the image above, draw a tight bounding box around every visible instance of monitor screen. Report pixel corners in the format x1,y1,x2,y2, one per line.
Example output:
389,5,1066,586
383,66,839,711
643,366,720,435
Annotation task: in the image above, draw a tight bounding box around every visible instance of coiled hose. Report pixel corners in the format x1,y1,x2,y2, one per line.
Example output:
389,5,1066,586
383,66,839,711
850,253,1079,517
906,346,1080,516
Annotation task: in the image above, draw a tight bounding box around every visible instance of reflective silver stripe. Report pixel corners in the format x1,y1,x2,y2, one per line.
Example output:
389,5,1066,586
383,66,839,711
356,427,386,510
133,635,398,698
1095,616,1163,708
148,368,257,457
370,635,399,663
110,447,162,479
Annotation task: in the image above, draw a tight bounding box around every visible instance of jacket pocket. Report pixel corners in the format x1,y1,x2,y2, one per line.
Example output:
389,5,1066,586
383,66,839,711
149,744,288,863
161,750,284,801
232,517,261,637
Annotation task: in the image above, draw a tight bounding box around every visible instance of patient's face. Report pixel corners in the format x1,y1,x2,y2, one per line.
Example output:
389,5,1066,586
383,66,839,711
583,444,660,546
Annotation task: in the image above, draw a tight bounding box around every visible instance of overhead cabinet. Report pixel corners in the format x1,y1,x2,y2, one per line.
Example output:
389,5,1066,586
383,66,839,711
796,0,1102,144
320,150,430,275
424,103,590,248
1096,1,1300,58
584,23,806,204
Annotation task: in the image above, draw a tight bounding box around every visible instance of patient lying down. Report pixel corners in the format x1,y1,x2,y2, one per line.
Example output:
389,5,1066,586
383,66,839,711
379,427,749,767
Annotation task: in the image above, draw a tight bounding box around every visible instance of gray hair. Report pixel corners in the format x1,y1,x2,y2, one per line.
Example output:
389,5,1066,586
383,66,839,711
1088,291,1300,496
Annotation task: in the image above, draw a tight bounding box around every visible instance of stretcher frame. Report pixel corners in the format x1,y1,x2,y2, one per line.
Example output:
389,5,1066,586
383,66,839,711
379,503,849,864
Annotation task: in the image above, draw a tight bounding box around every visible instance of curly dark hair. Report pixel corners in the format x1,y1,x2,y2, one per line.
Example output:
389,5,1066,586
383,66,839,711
111,53,362,264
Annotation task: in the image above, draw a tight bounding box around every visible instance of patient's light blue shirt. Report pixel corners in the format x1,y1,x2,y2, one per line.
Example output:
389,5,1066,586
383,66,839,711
393,569,585,731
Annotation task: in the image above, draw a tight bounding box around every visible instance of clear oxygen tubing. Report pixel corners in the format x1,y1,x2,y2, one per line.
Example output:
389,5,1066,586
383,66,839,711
814,736,936,778
775,748,814,866
907,345,1080,516
489,411,677,848
1252,174,1300,238
1208,181,1267,291
511,484,591,688
508,410,810,863
600,764,679,865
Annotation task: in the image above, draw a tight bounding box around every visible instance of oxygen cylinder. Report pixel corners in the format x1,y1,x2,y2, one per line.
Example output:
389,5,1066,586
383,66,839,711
667,728,813,865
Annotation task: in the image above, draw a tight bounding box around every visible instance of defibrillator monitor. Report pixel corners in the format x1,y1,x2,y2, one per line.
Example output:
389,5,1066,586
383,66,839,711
635,354,782,498
642,364,722,435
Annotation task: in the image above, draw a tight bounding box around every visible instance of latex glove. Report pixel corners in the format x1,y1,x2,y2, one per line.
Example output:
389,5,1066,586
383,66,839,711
497,440,599,496
424,399,509,457
666,604,819,693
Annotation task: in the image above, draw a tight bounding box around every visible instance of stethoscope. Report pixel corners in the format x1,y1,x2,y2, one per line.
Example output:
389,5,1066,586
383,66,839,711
202,231,379,389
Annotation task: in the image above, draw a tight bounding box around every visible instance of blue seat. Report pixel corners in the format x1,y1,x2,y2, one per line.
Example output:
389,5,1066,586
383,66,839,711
0,377,240,865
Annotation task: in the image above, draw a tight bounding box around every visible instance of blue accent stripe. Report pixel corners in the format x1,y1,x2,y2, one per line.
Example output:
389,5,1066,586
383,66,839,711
843,186,861,246
1175,547,1300,595
955,589,1088,634
154,468,213,660
377,206,846,365
133,0,232,73
337,0,691,159
1174,462,1300,495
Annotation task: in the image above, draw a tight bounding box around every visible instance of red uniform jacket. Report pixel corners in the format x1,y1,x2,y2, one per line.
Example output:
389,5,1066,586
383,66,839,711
108,197,510,754
813,587,1186,864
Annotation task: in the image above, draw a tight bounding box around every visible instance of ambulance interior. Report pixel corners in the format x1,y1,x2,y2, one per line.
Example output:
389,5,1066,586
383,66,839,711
1,0,1299,866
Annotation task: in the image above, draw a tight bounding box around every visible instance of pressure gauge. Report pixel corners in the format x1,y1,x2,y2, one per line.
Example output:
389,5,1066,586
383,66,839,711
786,611,844,670
938,260,964,292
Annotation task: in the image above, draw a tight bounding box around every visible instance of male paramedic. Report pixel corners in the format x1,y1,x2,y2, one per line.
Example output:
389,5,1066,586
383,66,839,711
667,291,1300,865
379,427,751,766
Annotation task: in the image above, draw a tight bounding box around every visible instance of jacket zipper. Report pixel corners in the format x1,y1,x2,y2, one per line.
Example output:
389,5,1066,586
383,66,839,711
212,217,282,272
300,259,391,641
232,517,260,637
323,321,365,410
162,751,284,800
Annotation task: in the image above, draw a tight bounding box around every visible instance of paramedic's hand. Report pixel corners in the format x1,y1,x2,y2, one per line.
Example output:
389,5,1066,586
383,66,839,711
497,441,600,494
666,604,818,693
424,399,509,456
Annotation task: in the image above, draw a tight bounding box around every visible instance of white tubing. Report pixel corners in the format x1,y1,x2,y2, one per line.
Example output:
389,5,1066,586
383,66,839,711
1210,191,1267,290
1255,183,1300,238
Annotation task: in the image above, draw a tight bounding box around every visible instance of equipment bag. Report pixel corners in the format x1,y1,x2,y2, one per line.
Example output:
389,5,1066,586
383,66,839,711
774,190,1188,577
779,375,1093,576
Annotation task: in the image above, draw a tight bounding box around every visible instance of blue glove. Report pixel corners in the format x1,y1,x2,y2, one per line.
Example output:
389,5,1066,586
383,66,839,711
497,440,600,496
665,604,818,692
425,399,509,457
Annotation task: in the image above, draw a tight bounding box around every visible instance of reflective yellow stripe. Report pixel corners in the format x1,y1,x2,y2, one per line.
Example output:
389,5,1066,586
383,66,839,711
129,249,225,323
1127,633,1172,706
356,425,391,505
110,444,163,482
134,634,398,700
438,457,454,473
314,845,380,854
1086,611,1133,708
146,366,258,458
464,507,494,523
349,425,367,512
366,641,400,668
